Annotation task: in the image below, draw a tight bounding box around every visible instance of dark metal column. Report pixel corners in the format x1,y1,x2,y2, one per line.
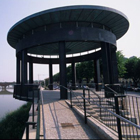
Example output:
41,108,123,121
72,62,76,90
21,50,27,84
101,42,119,98
111,47,119,83
101,42,111,84
94,59,101,91
49,61,53,90
59,41,67,99
16,53,20,84
29,60,33,84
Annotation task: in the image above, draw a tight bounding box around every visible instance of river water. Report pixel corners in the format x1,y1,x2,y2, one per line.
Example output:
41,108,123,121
0,88,26,120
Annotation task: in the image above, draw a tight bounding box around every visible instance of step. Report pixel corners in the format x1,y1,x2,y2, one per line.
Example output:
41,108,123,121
73,102,91,107
96,112,115,117
120,110,130,116
87,112,99,119
91,104,113,109
95,108,114,113
80,106,94,110
100,117,116,121
123,115,137,124
122,134,140,140
102,121,131,127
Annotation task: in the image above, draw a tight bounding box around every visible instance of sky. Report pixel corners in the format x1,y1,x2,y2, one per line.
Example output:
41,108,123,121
0,0,140,82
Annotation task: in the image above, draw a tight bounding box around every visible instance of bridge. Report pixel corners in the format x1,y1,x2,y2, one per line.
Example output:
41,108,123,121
0,82,15,91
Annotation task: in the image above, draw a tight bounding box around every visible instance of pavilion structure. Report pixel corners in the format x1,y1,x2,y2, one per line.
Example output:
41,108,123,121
7,5,129,101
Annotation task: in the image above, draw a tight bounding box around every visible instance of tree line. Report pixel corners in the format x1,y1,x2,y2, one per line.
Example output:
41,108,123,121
51,51,140,87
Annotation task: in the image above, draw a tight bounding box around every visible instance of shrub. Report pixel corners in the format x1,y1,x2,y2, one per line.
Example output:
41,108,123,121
0,102,31,139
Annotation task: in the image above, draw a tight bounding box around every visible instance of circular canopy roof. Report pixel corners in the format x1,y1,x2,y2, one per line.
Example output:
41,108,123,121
7,5,129,55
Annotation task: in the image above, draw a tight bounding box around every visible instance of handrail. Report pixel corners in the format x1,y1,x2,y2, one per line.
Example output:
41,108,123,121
84,95,140,130
105,85,118,95
59,85,83,108
40,87,47,139
58,85,140,130
36,92,40,139
87,87,101,99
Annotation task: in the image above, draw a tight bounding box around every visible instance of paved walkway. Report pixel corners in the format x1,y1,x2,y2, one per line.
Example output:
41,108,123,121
41,90,101,139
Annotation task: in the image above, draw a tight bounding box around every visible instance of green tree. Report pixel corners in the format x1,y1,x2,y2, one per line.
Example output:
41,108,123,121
67,65,72,82
76,61,94,83
116,51,127,78
53,73,60,82
136,59,140,79
124,57,140,87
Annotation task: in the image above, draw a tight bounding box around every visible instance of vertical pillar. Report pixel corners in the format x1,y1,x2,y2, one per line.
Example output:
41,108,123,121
59,41,67,99
101,42,111,84
94,59,101,91
101,42,119,98
29,60,33,84
49,61,53,90
21,50,27,84
16,53,20,84
72,62,76,90
111,47,119,83
2,86,6,91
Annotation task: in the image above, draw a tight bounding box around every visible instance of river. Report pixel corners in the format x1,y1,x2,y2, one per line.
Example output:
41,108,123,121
0,88,26,120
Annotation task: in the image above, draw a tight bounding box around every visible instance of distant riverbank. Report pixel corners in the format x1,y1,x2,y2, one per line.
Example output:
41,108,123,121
0,90,13,94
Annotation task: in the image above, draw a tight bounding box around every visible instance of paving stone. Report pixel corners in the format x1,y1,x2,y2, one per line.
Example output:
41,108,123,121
41,90,101,139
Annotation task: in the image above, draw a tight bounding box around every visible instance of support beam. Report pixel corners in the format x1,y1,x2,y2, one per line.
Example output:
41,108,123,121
59,41,67,99
101,42,111,84
111,48,119,83
16,53,20,84
2,86,6,91
21,50,27,84
101,43,119,98
72,62,76,90
94,59,101,91
49,61,53,90
29,60,33,84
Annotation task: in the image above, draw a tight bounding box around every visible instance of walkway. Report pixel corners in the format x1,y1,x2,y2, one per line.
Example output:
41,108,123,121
40,90,101,139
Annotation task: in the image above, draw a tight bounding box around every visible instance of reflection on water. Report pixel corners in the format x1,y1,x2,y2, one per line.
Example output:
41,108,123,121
0,90,26,120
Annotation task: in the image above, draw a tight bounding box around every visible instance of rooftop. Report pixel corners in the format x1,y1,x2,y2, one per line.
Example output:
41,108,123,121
7,5,129,55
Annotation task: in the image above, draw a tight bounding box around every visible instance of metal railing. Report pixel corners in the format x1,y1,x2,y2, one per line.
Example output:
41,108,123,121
60,84,140,140
25,86,40,139
40,87,47,139
36,98,40,139
25,85,42,139
26,83,140,139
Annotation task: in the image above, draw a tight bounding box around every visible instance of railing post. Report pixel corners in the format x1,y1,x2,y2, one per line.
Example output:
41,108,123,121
115,96,122,140
70,88,72,108
38,88,40,102
26,122,37,139
99,98,101,119
83,88,87,124
32,90,35,128
26,123,29,140
88,88,90,104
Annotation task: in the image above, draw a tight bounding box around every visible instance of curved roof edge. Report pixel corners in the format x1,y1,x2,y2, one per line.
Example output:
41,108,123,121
8,5,129,34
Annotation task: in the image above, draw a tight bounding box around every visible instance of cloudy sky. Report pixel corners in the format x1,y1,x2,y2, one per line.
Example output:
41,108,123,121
0,0,140,82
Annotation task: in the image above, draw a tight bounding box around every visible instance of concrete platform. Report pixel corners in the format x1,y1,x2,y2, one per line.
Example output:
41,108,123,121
41,90,101,139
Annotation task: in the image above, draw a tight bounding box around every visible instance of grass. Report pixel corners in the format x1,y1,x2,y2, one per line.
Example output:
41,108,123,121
0,102,31,139
0,90,13,94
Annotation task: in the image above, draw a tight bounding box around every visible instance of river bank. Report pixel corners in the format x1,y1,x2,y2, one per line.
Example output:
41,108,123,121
0,90,13,94
0,102,31,139
0,93,26,119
